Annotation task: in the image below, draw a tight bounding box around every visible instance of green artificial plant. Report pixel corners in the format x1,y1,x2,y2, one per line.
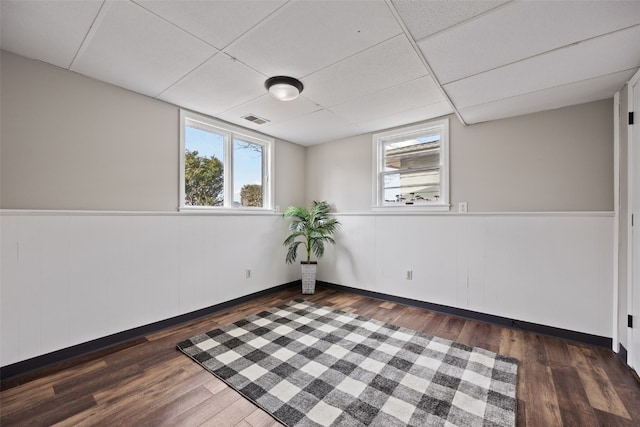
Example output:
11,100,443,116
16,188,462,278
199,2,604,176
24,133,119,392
283,201,341,264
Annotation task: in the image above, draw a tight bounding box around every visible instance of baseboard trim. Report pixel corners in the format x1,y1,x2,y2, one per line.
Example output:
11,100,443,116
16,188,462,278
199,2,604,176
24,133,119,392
1,279,614,386
616,344,640,385
318,282,613,349
0,281,299,384
618,344,628,365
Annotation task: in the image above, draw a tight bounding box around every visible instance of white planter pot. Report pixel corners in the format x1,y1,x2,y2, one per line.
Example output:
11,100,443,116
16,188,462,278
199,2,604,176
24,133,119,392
301,262,317,294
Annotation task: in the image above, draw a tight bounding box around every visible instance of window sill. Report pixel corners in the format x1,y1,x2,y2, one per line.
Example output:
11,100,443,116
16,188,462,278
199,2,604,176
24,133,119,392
372,204,451,213
178,206,277,215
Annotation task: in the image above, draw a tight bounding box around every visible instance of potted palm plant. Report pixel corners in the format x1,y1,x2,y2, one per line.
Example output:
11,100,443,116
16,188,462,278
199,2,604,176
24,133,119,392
283,200,340,294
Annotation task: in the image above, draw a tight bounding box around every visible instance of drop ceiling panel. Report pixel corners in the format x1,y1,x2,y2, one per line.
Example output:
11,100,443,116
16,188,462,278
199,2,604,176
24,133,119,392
391,0,509,41
445,24,640,109
225,0,402,78
262,110,363,145
158,53,267,117
459,69,636,124
217,94,321,129
71,1,216,97
357,102,453,134
2,0,638,146
302,35,428,107
0,0,103,69
136,0,287,50
418,0,640,84
330,76,448,123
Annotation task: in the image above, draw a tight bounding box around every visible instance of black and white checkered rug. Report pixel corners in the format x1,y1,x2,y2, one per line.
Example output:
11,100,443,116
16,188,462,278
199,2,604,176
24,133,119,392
177,300,518,426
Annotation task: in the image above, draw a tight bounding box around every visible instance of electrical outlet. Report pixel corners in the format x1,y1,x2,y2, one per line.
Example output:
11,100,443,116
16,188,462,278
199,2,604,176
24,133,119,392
406,270,413,280
459,202,468,213
246,269,251,279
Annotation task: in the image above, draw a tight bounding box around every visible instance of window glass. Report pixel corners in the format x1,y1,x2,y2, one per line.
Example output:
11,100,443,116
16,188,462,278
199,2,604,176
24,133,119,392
374,119,449,209
184,124,224,207
233,139,264,208
180,111,273,210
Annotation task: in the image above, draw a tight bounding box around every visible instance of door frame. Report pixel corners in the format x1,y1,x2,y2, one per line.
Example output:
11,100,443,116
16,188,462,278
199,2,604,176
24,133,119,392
627,69,640,371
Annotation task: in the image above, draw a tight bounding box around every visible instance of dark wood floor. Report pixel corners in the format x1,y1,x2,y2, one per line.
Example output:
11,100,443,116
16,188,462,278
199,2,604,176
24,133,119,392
1,287,639,426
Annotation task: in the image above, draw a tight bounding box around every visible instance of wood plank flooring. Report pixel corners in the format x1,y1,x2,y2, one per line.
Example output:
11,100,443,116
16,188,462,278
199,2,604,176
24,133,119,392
1,287,639,426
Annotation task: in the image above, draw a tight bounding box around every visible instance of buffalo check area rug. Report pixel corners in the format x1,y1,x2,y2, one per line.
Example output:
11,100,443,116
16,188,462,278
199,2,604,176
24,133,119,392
177,300,518,427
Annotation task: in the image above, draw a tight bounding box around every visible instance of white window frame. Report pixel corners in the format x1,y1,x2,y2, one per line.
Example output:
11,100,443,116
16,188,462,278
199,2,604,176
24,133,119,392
372,118,450,211
179,110,274,211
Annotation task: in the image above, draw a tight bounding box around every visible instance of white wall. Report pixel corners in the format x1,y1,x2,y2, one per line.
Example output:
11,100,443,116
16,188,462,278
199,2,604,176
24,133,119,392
305,100,615,341
0,50,307,212
2,211,613,367
318,213,613,337
0,51,178,211
306,100,614,213
0,50,617,367
0,211,300,366
0,51,307,366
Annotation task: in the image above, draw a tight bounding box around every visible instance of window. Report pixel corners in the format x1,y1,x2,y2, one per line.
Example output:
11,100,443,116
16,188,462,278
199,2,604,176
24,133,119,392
373,119,449,210
180,110,273,210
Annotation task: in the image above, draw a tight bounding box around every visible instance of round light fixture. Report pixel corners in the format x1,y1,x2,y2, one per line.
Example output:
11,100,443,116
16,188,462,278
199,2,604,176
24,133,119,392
265,76,304,101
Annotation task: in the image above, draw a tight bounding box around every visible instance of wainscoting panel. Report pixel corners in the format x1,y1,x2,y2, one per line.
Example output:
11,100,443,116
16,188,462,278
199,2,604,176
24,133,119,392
0,211,614,367
0,212,298,367
319,213,614,338
1,215,21,366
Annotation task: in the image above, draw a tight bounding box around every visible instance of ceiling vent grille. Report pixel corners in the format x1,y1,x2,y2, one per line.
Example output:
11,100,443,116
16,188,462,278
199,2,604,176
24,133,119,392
242,114,269,125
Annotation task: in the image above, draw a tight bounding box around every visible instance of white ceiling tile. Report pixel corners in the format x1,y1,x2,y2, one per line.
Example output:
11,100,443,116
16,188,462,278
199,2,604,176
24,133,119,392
330,76,447,123
158,53,267,117
356,102,453,134
302,35,427,107
2,0,637,145
136,0,287,50
458,69,636,124
262,110,363,146
225,0,401,78
0,0,103,69
445,25,640,109
217,94,321,129
71,1,216,97
419,0,640,84
391,0,509,41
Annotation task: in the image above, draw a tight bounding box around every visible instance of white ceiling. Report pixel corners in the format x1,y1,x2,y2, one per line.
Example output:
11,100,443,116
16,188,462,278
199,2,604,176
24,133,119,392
1,0,639,146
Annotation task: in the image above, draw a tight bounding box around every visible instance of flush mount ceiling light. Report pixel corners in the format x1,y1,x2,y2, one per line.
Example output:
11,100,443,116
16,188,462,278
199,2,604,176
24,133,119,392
265,76,303,101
